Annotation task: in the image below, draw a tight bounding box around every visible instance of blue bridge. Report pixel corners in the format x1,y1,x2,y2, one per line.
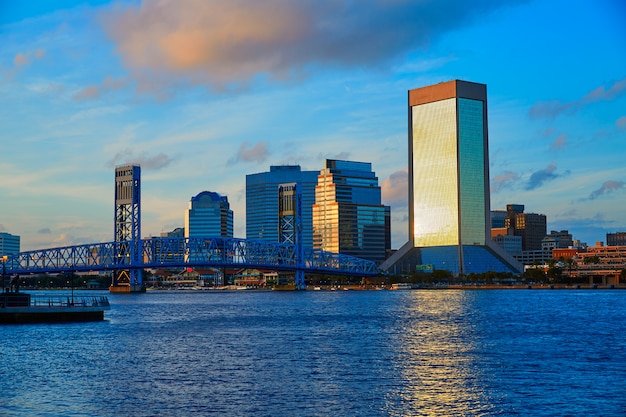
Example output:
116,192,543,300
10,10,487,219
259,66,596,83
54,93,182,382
2,237,380,285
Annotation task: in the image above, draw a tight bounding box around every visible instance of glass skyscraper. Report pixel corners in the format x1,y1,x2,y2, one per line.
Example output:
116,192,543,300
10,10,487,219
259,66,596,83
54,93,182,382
185,191,233,238
246,166,318,248
409,80,490,248
0,232,20,257
383,80,522,275
312,159,391,264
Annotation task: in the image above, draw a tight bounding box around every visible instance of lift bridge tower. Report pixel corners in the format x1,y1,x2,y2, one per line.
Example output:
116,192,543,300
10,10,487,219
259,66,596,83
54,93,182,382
111,165,144,293
278,183,305,289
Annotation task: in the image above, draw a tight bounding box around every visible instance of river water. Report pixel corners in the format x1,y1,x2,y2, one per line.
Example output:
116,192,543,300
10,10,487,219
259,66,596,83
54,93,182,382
1,289,625,416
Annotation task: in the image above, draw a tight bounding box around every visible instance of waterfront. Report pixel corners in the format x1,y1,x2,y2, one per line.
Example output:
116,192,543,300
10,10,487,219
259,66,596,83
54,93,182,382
1,289,625,416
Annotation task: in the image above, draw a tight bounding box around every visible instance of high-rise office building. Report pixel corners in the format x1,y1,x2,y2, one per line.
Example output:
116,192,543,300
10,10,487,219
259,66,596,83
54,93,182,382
185,191,233,238
312,159,391,264
0,232,20,256
383,80,521,274
246,166,318,248
503,204,547,251
607,232,626,246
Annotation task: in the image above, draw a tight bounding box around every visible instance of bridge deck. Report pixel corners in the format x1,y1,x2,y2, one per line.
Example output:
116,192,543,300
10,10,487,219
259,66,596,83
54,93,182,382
2,237,379,277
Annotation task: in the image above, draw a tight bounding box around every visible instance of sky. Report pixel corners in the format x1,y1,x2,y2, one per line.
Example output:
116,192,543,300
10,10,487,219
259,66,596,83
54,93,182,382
1,0,625,252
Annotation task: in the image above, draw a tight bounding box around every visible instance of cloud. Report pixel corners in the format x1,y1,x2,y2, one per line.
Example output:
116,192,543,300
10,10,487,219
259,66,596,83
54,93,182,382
525,162,568,190
616,116,626,130
12,49,45,67
73,76,128,100
106,149,175,170
381,168,408,206
587,180,625,200
317,151,351,161
13,53,28,66
37,228,52,234
529,77,626,119
228,141,269,165
491,171,520,193
549,134,567,151
583,79,626,102
100,0,523,94
73,86,100,100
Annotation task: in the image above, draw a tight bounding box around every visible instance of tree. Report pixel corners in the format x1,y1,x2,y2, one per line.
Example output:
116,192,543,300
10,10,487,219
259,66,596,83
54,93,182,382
522,268,546,284
583,255,601,265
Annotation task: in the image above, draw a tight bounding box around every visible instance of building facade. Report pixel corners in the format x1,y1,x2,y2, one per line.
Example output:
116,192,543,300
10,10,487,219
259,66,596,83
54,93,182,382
607,232,626,246
383,80,521,275
246,165,318,248
185,191,233,238
312,159,390,264
542,230,574,251
503,204,547,251
0,232,20,256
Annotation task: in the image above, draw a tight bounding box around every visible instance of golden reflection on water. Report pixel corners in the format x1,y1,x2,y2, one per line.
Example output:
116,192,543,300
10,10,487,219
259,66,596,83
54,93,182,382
387,290,492,416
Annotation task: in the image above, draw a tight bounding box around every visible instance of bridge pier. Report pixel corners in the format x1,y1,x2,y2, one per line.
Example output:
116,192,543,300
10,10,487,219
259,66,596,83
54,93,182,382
109,284,146,293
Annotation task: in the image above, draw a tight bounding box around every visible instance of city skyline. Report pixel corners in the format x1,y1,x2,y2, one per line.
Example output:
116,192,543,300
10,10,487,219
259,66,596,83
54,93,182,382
1,0,625,252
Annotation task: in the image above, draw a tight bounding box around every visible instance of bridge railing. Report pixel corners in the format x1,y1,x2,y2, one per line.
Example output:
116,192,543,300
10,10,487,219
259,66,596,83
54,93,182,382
3,237,380,276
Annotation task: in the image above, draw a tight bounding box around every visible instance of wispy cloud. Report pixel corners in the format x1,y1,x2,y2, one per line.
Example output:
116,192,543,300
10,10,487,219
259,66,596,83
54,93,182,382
491,171,520,193
318,152,351,161
228,141,269,165
586,180,625,200
529,78,626,119
13,49,45,67
106,149,175,170
100,0,524,95
526,162,568,190
616,116,626,130
381,168,408,207
73,76,128,100
549,133,568,151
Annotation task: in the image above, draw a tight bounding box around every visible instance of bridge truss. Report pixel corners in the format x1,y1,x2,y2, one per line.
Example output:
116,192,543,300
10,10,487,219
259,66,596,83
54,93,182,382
2,237,380,279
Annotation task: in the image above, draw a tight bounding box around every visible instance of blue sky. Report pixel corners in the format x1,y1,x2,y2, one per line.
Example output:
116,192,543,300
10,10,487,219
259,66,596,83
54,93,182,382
1,0,624,252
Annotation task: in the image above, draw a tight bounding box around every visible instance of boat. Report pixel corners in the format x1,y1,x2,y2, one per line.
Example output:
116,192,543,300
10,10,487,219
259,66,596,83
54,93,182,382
390,283,413,290
0,290,110,324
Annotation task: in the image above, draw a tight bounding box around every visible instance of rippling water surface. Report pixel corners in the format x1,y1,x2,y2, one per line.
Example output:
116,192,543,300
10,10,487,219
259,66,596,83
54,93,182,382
1,289,625,416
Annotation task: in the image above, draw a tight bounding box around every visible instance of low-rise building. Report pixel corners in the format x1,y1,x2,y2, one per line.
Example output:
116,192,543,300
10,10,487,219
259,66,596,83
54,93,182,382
563,243,626,286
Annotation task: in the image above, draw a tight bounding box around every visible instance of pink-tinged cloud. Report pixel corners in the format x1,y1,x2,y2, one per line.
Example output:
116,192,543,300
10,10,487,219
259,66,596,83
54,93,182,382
73,76,128,101
583,79,626,102
13,53,28,66
616,116,626,130
100,0,525,93
587,180,625,200
229,141,269,165
491,171,520,193
526,162,569,190
381,169,408,207
529,77,626,119
549,134,567,151
74,85,100,100
13,49,46,67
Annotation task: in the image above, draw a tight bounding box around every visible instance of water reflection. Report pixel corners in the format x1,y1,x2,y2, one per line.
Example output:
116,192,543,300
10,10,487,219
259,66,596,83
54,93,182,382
386,290,493,416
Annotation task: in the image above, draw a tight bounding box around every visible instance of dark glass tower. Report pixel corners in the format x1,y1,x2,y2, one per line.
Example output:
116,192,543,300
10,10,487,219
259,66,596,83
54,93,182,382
185,191,233,238
246,166,318,248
